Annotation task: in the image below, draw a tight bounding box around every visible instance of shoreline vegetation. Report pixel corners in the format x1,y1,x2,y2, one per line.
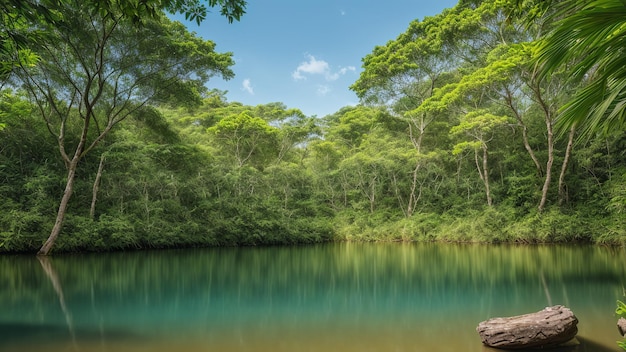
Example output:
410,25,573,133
0,202,623,254
2,0,626,254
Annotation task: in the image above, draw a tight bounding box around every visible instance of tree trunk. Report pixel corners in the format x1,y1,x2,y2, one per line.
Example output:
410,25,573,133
477,305,578,349
558,126,576,205
38,163,78,256
538,117,554,212
90,153,106,219
407,160,421,216
482,146,492,206
474,146,492,207
368,175,377,214
390,172,408,217
406,120,425,217
504,88,543,177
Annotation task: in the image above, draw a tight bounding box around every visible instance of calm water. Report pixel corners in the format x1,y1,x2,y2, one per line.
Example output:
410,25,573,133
1,243,625,352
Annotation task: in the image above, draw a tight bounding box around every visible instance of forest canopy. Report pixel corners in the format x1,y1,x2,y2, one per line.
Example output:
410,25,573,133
0,0,625,254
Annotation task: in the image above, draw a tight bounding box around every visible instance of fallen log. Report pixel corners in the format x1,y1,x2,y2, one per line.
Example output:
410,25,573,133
477,305,578,349
618,317,626,337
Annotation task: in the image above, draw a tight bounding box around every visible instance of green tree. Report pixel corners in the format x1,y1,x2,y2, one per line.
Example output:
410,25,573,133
451,110,509,206
376,0,577,212
12,1,238,255
307,139,346,210
1,0,245,83
207,111,278,168
351,1,506,216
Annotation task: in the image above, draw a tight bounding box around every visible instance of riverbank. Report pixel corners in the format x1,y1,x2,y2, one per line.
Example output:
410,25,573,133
1,204,623,254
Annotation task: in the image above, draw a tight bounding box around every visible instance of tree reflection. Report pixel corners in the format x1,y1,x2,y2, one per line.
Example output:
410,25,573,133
37,255,78,350
0,244,623,352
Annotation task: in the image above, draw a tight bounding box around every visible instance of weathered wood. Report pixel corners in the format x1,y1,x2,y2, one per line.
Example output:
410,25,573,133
477,305,578,349
618,317,626,337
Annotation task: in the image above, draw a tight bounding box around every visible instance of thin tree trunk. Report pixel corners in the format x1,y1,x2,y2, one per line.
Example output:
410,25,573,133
558,126,576,205
390,172,408,218
90,153,106,219
38,163,78,255
368,175,377,213
475,146,492,206
538,118,554,212
482,146,492,206
407,120,425,217
528,72,557,213
407,161,421,216
504,87,543,177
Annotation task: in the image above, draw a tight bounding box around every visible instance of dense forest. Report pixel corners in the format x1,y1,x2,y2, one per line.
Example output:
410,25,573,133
1,0,625,254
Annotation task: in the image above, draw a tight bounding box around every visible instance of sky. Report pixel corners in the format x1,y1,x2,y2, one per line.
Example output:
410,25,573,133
176,0,458,117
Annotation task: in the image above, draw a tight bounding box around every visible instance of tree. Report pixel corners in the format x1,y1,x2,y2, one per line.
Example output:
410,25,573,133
351,11,455,217
251,102,315,164
207,111,278,168
369,0,578,212
451,110,509,206
12,0,239,255
1,0,246,84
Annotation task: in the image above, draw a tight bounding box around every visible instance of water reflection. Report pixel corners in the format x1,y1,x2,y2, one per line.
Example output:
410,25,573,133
1,243,624,351
36,256,77,350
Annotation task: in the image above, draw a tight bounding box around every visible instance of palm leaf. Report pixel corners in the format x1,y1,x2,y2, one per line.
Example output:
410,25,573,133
537,0,626,139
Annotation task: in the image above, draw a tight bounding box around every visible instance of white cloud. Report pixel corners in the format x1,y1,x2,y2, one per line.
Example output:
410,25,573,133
340,66,356,74
317,85,331,96
326,66,356,81
242,78,254,95
292,55,330,80
292,55,356,82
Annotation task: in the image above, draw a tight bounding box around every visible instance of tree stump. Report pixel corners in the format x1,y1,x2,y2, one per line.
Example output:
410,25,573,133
476,305,578,349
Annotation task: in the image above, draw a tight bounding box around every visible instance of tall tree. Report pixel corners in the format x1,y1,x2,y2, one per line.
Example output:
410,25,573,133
207,111,278,168
451,110,508,206
1,0,246,82
12,0,239,255
351,9,457,217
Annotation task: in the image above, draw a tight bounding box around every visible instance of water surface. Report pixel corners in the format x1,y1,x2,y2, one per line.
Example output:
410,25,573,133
1,243,625,351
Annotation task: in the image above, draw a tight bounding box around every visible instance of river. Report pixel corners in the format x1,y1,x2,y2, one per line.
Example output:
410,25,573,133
1,243,625,351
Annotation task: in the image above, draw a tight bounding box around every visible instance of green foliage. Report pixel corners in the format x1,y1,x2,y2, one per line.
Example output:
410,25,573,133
0,0,246,84
535,0,626,139
617,300,626,316
207,110,278,168
2,0,626,254
0,1,50,81
5,0,245,254
618,300,626,350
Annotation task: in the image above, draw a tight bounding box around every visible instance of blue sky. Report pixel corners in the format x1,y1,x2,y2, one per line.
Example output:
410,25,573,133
178,0,458,117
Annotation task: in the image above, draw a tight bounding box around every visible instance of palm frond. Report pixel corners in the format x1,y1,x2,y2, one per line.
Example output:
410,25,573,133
537,0,626,139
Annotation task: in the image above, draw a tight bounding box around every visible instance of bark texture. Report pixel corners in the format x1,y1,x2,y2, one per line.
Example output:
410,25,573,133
476,305,578,349
618,317,626,337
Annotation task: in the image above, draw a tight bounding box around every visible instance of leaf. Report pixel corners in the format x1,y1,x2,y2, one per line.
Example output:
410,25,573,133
536,0,626,139
617,300,626,316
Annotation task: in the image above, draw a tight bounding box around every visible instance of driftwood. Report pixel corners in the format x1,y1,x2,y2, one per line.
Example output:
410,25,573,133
619,317,626,337
477,305,578,349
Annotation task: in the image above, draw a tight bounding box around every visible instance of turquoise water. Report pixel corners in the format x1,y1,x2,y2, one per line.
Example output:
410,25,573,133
1,243,625,351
